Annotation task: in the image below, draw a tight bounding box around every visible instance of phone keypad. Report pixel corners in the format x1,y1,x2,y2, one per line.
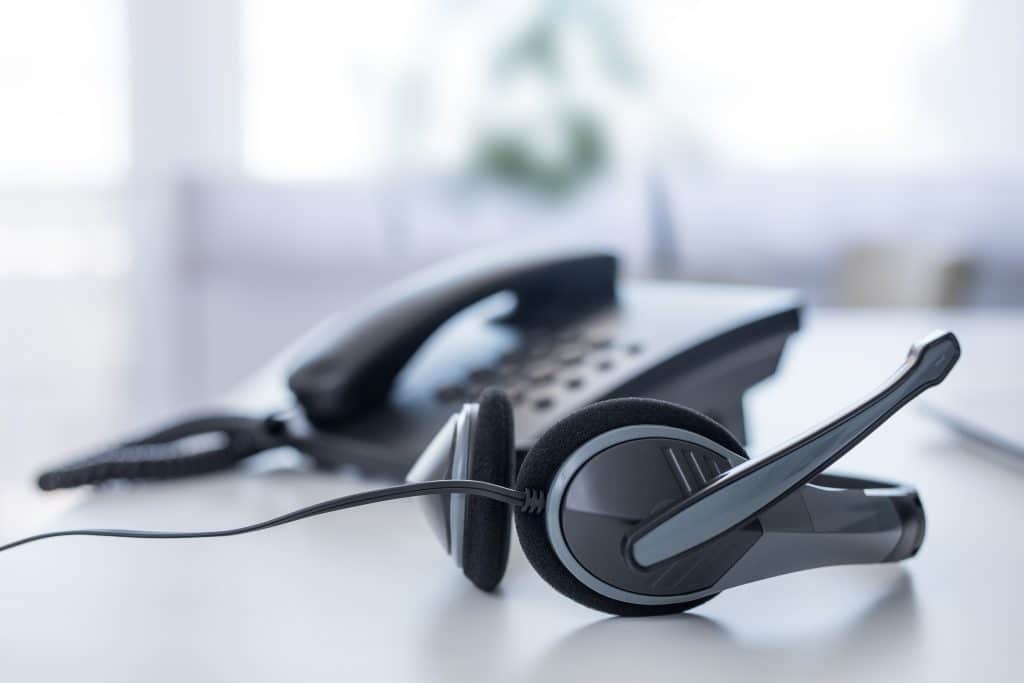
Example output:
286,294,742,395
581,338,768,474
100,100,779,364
432,322,646,415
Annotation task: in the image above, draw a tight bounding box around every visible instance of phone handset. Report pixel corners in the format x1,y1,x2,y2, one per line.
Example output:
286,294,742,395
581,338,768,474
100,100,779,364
287,246,617,428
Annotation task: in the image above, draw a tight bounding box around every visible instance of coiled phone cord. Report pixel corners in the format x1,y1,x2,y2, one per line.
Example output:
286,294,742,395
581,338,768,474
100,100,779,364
36,414,289,491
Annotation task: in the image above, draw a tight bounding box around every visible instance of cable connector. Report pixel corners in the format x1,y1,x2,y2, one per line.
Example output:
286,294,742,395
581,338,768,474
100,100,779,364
519,488,545,515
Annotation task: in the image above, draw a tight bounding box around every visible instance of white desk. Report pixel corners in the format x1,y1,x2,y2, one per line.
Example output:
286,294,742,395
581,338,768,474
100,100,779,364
1,310,1019,682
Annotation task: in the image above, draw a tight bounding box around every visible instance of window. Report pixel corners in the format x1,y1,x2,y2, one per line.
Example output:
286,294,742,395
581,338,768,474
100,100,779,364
0,0,129,277
243,0,438,180
242,0,971,179
633,0,965,169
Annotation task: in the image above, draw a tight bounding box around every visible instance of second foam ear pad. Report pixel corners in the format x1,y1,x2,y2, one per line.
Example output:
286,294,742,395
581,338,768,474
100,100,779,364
460,388,516,591
514,397,747,615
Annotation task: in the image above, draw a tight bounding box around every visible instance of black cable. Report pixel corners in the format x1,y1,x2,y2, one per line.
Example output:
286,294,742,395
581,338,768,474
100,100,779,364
0,480,535,554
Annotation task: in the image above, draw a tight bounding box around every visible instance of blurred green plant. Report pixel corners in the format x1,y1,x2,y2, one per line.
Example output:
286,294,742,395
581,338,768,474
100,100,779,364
475,111,605,196
471,1,639,198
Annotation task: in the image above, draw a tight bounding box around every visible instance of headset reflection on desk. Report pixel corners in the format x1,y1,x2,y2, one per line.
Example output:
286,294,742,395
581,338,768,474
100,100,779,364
1,332,959,616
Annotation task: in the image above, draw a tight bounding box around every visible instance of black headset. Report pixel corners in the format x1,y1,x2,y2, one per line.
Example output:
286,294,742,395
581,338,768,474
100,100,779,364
1,331,959,616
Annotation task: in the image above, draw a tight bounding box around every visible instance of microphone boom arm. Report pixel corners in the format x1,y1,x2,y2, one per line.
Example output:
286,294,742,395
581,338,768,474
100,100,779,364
628,330,960,569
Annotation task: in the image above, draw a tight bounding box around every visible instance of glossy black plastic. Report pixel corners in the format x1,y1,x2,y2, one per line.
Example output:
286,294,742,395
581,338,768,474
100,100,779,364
628,331,958,568
556,435,920,601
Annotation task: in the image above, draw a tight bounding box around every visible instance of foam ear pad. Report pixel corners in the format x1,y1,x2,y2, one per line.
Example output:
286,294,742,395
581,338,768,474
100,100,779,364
514,397,747,616
461,389,516,591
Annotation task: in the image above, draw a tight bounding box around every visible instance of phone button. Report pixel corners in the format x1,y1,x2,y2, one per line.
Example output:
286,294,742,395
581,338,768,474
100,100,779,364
557,328,582,342
500,349,527,363
565,376,584,390
468,367,498,382
528,344,555,359
533,397,554,411
496,360,521,377
464,383,488,400
558,348,585,365
528,367,557,385
435,385,465,402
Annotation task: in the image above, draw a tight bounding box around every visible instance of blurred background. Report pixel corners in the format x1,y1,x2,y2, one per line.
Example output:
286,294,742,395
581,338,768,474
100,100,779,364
1,1,1021,527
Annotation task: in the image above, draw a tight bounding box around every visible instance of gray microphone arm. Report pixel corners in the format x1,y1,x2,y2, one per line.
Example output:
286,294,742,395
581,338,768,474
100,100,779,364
628,330,960,568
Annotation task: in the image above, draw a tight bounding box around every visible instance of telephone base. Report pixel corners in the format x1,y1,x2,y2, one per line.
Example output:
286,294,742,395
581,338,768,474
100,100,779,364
296,281,801,479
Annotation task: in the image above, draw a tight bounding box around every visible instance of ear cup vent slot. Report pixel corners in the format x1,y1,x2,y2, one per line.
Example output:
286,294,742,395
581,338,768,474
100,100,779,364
662,446,732,497
519,488,545,515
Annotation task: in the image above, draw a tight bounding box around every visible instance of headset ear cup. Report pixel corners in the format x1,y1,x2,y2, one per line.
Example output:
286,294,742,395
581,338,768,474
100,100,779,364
461,388,516,591
514,397,746,616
